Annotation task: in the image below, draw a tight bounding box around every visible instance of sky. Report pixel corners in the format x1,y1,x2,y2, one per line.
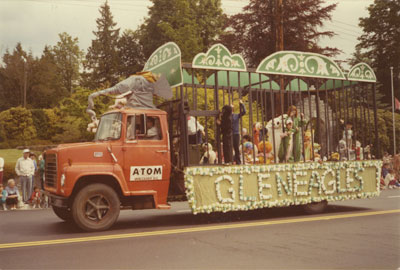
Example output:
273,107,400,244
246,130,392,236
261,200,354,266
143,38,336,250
0,0,373,70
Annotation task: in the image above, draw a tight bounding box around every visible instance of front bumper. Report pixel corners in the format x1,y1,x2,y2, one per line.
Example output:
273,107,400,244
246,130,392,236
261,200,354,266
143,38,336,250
48,193,69,208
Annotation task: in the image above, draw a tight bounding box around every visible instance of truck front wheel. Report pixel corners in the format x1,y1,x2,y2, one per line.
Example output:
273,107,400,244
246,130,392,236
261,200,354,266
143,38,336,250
52,206,71,221
71,183,120,232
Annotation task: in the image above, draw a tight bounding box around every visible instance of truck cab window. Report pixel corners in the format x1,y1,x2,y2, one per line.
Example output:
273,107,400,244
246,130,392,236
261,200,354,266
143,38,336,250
126,115,161,140
145,116,161,140
95,113,122,141
126,116,136,140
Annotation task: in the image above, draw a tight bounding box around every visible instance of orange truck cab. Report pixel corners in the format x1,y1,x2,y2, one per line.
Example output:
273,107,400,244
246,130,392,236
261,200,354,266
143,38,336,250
45,108,172,231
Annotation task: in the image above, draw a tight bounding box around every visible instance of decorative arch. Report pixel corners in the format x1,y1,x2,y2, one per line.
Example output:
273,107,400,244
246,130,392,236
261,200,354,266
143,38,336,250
256,51,346,80
192,43,247,71
347,63,377,82
143,42,183,88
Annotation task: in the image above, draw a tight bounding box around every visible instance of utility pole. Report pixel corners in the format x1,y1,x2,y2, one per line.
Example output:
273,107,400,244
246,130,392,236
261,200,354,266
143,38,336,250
390,66,396,155
23,60,27,108
275,0,284,115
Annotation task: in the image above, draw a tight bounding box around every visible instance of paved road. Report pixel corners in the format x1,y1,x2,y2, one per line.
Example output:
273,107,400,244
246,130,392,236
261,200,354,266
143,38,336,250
0,189,399,269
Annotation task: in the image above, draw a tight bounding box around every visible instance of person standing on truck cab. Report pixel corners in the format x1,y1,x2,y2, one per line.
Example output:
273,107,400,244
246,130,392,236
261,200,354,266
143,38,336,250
145,117,159,140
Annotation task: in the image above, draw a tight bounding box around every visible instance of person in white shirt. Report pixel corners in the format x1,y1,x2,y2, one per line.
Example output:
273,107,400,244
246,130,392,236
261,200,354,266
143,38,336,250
0,156,4,185
187,116,205,144
15,149,35,203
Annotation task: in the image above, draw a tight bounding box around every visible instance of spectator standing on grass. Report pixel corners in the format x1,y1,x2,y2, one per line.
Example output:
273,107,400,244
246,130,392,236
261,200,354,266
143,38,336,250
29,153,38,189
5,179,19,210
0,156,4,184
15,149,35,203
38,155,45,189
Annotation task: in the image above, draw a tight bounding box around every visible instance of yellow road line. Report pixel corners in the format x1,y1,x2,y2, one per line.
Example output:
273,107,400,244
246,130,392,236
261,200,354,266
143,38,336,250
1,209,399,249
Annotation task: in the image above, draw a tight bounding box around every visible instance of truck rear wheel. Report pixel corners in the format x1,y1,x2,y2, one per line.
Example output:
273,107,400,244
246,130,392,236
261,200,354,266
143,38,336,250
302,201,328,214
52,206,71,221
71,183,120,232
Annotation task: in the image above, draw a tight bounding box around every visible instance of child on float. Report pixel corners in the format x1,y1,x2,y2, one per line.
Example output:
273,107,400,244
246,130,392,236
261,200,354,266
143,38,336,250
200,143,217,165
239,135,258,164
278,118,295,163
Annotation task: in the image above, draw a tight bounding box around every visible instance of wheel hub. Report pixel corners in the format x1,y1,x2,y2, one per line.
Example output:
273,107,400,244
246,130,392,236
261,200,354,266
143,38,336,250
85,195,110,221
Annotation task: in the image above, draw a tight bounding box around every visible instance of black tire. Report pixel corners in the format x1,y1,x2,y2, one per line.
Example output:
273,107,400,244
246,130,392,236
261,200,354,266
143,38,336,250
303,200,328,214
71,183,120,232
52,206,71,221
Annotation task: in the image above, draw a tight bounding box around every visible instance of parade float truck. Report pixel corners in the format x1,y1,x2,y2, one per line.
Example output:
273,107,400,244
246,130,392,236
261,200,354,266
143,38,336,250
44,43,382,231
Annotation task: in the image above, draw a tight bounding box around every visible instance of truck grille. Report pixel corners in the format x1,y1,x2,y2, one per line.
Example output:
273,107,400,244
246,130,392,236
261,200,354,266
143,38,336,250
45,153,57,188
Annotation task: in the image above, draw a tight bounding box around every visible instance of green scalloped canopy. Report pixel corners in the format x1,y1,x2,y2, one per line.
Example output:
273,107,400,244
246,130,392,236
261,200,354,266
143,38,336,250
285,78,308,91
143,42,183,88
347,63,377,82
256,51,346,80
192,43,247,71
183,69,199,84
319,79,358,90
206,71,280,90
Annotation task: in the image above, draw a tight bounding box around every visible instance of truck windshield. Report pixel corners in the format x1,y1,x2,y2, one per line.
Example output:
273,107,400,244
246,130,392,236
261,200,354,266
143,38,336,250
94,113,122,141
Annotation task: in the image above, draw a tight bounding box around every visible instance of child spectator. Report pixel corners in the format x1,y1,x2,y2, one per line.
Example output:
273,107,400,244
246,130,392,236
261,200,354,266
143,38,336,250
382,163,390,179
30,186,42,208
5,179,19,210
0,184,7,210
0,156,4,184
383,169,395,189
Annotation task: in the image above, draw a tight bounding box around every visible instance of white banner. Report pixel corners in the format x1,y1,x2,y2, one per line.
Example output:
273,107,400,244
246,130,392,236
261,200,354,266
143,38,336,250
130,166,163,181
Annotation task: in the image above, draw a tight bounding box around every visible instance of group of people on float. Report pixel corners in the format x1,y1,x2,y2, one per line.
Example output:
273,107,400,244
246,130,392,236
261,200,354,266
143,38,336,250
193,99,373,165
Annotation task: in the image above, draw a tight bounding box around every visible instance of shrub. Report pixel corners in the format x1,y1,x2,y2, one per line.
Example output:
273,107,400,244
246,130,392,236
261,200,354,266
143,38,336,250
0,107,37,146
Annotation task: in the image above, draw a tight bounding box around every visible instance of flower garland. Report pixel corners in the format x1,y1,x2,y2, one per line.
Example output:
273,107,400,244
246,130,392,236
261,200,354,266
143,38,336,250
184,160,382,215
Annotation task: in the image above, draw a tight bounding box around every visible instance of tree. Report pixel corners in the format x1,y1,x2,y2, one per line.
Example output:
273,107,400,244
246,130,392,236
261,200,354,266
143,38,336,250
52,87,113,143
52,32,84,94
356,0,400,105
221,0,338,67
0,107,37,147
84,1,120,88
29,46,66,108
0,43,35,110
350,47,390,110
138,0,226,62
117,29,145,78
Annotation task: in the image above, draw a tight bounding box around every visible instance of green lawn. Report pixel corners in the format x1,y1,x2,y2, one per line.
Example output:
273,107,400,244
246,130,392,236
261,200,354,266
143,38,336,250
0,149,42,184
0,149,42,165
0,149,24,166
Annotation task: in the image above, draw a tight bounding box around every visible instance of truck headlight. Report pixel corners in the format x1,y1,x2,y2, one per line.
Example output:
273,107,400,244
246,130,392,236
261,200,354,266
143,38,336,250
60,174,66,187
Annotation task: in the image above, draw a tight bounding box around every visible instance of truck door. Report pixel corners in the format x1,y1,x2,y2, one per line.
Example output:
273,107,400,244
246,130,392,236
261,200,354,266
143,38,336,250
123,113,170,205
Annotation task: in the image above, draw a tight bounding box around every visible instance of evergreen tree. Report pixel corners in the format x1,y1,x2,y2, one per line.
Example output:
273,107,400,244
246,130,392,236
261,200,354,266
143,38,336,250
117,29,145,78
0,43,35,110
220,0,338,67
52,32,84,94
138,0,226,62
356,0,400,105
30,46,66,108
84,1,120,88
